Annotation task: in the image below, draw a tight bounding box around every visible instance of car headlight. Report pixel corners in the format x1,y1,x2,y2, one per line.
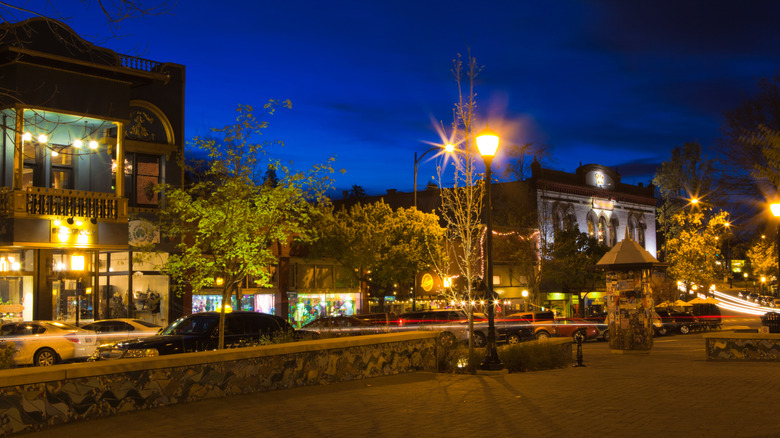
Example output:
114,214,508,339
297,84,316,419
123,348,160,358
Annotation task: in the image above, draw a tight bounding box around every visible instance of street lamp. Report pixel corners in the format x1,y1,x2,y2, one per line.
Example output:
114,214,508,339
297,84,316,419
414,143,454,209
476,127,502,371
771,203,780,296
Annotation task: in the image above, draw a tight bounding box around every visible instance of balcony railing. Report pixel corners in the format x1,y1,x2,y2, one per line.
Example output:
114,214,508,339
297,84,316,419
118,54,162,73
0,187,128,221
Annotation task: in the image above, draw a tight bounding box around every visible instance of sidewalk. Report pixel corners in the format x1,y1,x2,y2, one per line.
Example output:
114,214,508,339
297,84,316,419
19,333,780,438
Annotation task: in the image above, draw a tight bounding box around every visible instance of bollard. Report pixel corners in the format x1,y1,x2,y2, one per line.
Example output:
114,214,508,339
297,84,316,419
573,330,586,367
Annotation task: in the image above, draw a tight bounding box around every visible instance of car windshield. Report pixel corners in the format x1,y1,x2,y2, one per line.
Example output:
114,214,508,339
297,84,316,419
161,315,219,335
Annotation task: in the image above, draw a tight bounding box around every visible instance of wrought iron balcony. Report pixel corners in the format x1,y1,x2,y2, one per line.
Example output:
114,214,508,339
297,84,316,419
0,187,128,222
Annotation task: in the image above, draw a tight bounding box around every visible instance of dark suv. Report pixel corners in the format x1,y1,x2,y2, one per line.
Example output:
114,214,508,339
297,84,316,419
91,311,296,360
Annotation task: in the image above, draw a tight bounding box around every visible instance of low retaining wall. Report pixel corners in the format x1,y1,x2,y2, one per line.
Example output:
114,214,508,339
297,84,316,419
704,332,780,361
0,331,438,435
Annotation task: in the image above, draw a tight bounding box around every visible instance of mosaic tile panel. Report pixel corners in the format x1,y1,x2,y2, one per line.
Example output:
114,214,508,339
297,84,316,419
706,337,780,361
0,336,437,435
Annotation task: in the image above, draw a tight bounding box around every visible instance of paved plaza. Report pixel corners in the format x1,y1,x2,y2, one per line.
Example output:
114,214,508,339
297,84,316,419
18,326,780,438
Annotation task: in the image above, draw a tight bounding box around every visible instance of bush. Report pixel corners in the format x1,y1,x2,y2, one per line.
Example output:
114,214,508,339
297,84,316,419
498,340,570,372
438,343,482,373
0,342,15,369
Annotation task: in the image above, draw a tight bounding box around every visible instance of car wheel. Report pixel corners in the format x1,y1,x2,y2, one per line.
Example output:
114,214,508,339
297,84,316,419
680,325,690,334
34,348,57,367
440,331,456,347
603,330,610,342
507,333,522,345
657,327,667,336
472,331,487,348
536,331,551,340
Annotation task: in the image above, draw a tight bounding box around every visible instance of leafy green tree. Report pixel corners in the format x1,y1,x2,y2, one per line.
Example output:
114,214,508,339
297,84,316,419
664,208,730,294
151,102,336,349
313,200,445,306
746,237,777,283
652,142,715,261
541,227,608,316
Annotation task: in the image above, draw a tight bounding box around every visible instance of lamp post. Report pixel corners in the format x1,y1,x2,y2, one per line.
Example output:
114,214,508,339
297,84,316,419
414,144,454,209
476,127,502,371
771,203,780,296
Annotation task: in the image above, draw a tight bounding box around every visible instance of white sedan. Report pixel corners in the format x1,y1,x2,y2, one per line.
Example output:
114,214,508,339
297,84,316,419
0,321,97,366
81,319,162,345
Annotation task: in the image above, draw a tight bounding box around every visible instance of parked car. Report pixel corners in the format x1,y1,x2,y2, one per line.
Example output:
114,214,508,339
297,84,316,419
771,299,780,308
653,309,677,336
91,311,296,360
498,311,558,341
0,321,97,366
669,310,701,334
299,316,382,338
398,309,483,346
81,319,161,344
553,318,599,341
355,312,400,326
747,292,760,303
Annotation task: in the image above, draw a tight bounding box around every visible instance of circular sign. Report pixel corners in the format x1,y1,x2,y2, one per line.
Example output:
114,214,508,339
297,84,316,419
421,273,434,292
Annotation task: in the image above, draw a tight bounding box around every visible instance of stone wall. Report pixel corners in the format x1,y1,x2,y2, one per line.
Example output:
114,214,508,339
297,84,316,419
704,333,780,361
0,332,438,435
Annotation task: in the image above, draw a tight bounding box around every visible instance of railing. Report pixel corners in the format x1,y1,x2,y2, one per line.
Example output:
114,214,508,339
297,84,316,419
0,187,127,221
118,54,162,72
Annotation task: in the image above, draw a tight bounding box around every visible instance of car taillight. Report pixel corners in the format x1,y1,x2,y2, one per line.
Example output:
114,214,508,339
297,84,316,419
65,335,80,343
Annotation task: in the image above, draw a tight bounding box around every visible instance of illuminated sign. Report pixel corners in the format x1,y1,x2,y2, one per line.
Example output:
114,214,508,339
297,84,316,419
421,273,434,292
592,198,614,210
50,218,97,246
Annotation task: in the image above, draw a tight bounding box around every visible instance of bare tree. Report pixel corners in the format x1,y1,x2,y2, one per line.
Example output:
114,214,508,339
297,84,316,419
431,52,486,365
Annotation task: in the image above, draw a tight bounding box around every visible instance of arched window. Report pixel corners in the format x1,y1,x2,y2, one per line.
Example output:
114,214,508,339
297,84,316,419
628,216,637,241
564,206,576,231
609,217,618,247
553,207,564,232
587,214,596,238
598,216,606,244
637,217,646,248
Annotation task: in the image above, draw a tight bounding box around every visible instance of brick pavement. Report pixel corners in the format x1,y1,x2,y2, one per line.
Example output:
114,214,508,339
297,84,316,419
18,332,780,438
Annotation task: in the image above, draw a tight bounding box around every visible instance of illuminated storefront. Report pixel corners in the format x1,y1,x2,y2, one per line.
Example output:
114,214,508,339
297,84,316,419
287,292,361,328
0,18,185,325
192,291,275,315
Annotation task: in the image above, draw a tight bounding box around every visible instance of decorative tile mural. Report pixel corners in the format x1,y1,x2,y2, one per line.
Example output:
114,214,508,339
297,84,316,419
0,336,438,435
705,336,780,361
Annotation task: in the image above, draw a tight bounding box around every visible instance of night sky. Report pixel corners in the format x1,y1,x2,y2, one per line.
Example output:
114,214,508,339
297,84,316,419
54,1,780,195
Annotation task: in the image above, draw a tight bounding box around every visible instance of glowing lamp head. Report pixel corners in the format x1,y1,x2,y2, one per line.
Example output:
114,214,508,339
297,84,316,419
22,132,32,142
522,289,529,298
771,203,780,217
88,140,99,150
73,139,83,149
444,143,455,153
476,127,499,157
37,134,48,143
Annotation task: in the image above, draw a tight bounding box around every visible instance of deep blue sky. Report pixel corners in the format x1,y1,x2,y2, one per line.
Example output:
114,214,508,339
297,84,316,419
56,1,780,195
